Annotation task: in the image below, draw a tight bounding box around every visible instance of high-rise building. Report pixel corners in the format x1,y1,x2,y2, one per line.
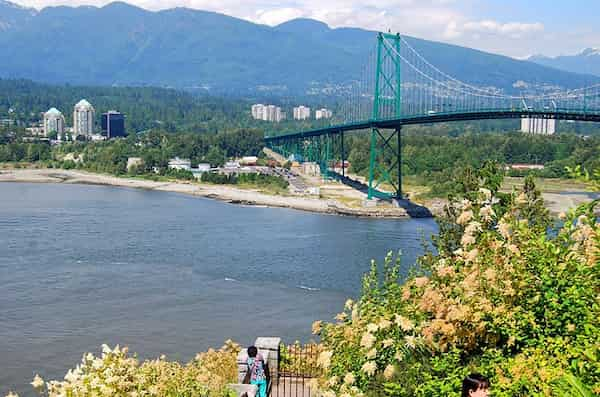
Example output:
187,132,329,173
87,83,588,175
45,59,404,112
73,99,95,136
251,104,265,120
293,106,311,120
521,117,556,135
276,109,285,122
268,105,285,122
315,108,333,120
251,104,284,122
101,111,126,138
43,108,65,136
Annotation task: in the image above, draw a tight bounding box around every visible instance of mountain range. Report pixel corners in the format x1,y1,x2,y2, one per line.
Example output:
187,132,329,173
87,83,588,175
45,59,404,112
528,48,600,78
0,0,598,95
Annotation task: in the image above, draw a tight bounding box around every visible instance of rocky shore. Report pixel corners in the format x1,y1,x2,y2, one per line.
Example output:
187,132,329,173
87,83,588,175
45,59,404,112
0,168,422,218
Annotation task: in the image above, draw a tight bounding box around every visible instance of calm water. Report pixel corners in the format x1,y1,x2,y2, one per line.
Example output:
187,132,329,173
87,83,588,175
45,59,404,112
0,183,437,395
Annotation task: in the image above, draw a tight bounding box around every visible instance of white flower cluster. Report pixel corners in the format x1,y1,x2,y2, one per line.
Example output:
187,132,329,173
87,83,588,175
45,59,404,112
15,342,239,397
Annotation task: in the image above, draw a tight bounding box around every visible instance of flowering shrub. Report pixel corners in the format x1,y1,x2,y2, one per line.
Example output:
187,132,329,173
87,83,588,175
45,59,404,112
314,187,599,396
19,341,240,397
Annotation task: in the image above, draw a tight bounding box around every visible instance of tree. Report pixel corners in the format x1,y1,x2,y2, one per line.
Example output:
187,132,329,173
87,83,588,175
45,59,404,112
205,146,226,167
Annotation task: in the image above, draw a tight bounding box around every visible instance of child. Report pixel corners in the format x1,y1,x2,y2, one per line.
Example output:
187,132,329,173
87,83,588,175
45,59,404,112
247,346,267,397
461,373,490,397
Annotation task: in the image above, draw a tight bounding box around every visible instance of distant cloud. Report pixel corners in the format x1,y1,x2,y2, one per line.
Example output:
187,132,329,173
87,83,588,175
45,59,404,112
462,20,544,38
254,7,305,26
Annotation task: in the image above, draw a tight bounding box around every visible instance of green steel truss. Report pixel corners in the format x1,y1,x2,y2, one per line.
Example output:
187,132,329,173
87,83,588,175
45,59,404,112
267,32,405,200
268,133,344,181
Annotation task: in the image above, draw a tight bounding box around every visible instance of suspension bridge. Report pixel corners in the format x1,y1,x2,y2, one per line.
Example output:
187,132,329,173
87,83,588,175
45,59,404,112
265,32,600,200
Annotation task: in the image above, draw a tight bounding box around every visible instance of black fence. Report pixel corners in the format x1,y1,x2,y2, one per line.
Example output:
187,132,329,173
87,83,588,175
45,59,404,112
271,343,322,397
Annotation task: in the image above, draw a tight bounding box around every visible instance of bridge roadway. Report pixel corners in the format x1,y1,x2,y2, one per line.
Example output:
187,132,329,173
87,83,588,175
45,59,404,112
265,109,600,142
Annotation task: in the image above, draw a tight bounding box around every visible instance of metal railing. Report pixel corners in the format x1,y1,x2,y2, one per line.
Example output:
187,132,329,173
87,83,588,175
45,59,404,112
271,343,323,397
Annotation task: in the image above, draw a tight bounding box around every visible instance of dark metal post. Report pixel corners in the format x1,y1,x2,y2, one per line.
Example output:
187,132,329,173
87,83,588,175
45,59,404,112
396,126,402,199
341,131,345,177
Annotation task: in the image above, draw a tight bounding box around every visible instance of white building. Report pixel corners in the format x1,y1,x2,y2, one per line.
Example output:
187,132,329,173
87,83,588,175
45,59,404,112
191,163,211,179
168,157,192,170
0,118,14,127
270,105,285,122
127,157,144,171
89,134,107,142
196,163,211,172
293,106,311,120
240,156,259,166
315,108,333,120
521,117,556,135
224,160,240,169
73,99,95,137
251,104,284,122
26,126,45,136
251,104,265,120
43,108,65,136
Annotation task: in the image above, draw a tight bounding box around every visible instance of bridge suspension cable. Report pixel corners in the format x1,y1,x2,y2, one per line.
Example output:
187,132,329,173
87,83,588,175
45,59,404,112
392,36,600,101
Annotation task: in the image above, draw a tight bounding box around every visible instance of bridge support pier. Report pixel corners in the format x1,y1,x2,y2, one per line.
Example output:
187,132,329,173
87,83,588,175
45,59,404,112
367,126,402,200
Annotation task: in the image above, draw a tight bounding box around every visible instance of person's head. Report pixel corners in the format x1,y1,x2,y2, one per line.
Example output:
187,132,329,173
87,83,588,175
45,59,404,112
247,346,258,358
462,374,490,397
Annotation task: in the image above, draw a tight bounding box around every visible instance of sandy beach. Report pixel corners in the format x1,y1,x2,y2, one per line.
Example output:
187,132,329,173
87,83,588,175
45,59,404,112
0,168,415,218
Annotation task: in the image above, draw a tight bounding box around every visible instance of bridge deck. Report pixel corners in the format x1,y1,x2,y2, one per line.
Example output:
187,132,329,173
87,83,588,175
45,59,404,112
265,110,600,141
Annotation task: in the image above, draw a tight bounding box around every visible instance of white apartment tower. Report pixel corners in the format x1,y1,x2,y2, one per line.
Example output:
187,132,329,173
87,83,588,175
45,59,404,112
43,108,65,136
251,104,265,120
521,117,556,135
315,108,333,120
73,99,95,136
293,106,311,120
251,104,284,122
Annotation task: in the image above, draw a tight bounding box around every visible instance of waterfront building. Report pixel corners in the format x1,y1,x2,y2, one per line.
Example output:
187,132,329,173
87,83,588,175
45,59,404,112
240,156,259,166
191,163,211,179
101,110,126,138
224,160,240,169
43,108,65,136
521,117,555,135
168,157,192,170
506,164,545,171
73,99,95,137
196,163,211,172
315,108,333,120
293,106,311,120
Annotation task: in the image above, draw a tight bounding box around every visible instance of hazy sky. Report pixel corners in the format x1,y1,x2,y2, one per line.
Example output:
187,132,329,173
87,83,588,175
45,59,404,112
14,0,600,58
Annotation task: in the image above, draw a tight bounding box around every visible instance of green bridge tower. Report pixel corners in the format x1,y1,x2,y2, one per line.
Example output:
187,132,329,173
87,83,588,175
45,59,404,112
368,32,403,200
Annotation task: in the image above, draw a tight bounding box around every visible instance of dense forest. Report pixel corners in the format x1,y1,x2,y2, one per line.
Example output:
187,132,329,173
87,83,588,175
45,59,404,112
345,131,599,195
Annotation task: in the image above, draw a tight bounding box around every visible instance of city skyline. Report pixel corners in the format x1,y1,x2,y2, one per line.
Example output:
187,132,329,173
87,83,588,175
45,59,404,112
10,0,600,59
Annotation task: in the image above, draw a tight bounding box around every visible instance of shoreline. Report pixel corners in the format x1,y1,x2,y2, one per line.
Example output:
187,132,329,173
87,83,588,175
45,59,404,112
0,168,417,218
1,168,595,217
